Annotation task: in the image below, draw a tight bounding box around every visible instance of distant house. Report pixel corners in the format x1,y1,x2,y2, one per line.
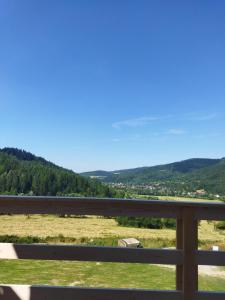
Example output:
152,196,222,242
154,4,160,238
195,189,206,195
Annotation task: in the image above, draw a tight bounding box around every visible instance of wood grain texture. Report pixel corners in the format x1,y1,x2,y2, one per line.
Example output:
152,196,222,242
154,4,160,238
0,196,181,217
0,285,182,300
0,243,183,264
197,250,225,266
183,208,198,300
197,291,225,300
176,218,183,290
0,195,225,219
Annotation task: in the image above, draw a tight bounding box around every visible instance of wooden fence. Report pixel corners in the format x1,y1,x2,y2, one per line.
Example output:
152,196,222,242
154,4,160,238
0,195,225,300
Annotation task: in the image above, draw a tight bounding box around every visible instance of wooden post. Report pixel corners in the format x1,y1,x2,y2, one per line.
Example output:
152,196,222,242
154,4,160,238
176,218,183,290
183,208,198,300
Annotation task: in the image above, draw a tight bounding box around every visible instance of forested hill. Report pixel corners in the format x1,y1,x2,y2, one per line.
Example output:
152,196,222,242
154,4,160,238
0,148,120,197
81,158,225,195
81,158,221,181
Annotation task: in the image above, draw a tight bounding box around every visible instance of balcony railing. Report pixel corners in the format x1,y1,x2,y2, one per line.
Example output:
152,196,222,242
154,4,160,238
0,195,225,300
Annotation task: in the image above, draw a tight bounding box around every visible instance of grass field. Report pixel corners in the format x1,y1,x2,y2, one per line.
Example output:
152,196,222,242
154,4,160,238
0,215,224,249
0,260,224,291
157,195,222,202
131,194,222,203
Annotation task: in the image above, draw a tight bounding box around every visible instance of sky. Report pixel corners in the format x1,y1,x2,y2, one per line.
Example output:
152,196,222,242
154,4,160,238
0,0,225,172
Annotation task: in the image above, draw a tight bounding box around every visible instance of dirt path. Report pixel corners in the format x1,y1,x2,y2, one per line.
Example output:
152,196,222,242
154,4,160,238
198,265,225,278
159,264,225,278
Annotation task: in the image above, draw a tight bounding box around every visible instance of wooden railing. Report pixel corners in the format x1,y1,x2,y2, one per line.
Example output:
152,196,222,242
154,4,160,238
0,195,225,300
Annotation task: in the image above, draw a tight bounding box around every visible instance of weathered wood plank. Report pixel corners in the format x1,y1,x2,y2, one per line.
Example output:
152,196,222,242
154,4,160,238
1,285,225,300
176,218,183,290
0,196,181,217
0,195,225,219
0,243,183,265
197,291,225,300
197,250,225,266
183,208,198,300
196,207,225,221
0,285,183,300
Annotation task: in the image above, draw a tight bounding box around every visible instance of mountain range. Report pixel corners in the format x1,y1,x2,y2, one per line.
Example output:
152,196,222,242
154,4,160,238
81,158,225,196
0,147,224,197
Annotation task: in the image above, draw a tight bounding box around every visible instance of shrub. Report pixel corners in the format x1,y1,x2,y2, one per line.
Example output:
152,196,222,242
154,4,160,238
216,221,225,230
0,235,42,243
115,216,176,229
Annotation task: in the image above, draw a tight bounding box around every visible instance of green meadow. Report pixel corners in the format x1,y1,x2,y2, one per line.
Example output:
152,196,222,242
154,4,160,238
0,260,225,291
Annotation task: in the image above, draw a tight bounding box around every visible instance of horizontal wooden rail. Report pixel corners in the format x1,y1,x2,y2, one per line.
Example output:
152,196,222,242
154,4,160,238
0,243,183,264
197,291,225,300
0,285,183,300
197,250,225,266
0,195,225,220
1,285,225,300
0,196,181,218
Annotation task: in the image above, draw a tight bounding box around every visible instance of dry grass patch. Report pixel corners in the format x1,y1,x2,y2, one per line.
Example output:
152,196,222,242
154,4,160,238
158,196,221,203
0,215,224,247
0,215,175,239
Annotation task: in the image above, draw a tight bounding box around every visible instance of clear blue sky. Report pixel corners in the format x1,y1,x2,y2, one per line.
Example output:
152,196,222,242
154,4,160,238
0,0,225,172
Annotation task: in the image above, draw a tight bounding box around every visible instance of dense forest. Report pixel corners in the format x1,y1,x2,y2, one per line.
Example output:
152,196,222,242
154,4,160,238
82,158,225,195
0,148,123,197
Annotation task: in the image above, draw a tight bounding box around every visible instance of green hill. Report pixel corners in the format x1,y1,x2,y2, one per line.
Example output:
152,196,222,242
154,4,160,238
187,158,225,194
0,148,119,197
81,158,225,195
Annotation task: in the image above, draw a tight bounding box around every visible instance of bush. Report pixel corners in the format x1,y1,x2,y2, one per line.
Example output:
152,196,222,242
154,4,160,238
0,235,42,243
216,221,225,230
115,216,176,229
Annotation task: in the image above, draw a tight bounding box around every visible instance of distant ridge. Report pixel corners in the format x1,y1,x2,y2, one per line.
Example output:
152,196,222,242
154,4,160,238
81,170,113,177
81,157,225,195
81,158,221,177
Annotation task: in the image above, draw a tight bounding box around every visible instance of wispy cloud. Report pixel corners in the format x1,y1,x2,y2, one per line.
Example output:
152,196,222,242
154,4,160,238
111,129,187,144
193,132,222,139
112,116,159,129
184,113,217,121
112,112,218,131
166,128,187,135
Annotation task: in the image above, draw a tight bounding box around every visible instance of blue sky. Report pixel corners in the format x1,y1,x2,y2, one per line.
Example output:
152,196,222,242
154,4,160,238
0,0,225,172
